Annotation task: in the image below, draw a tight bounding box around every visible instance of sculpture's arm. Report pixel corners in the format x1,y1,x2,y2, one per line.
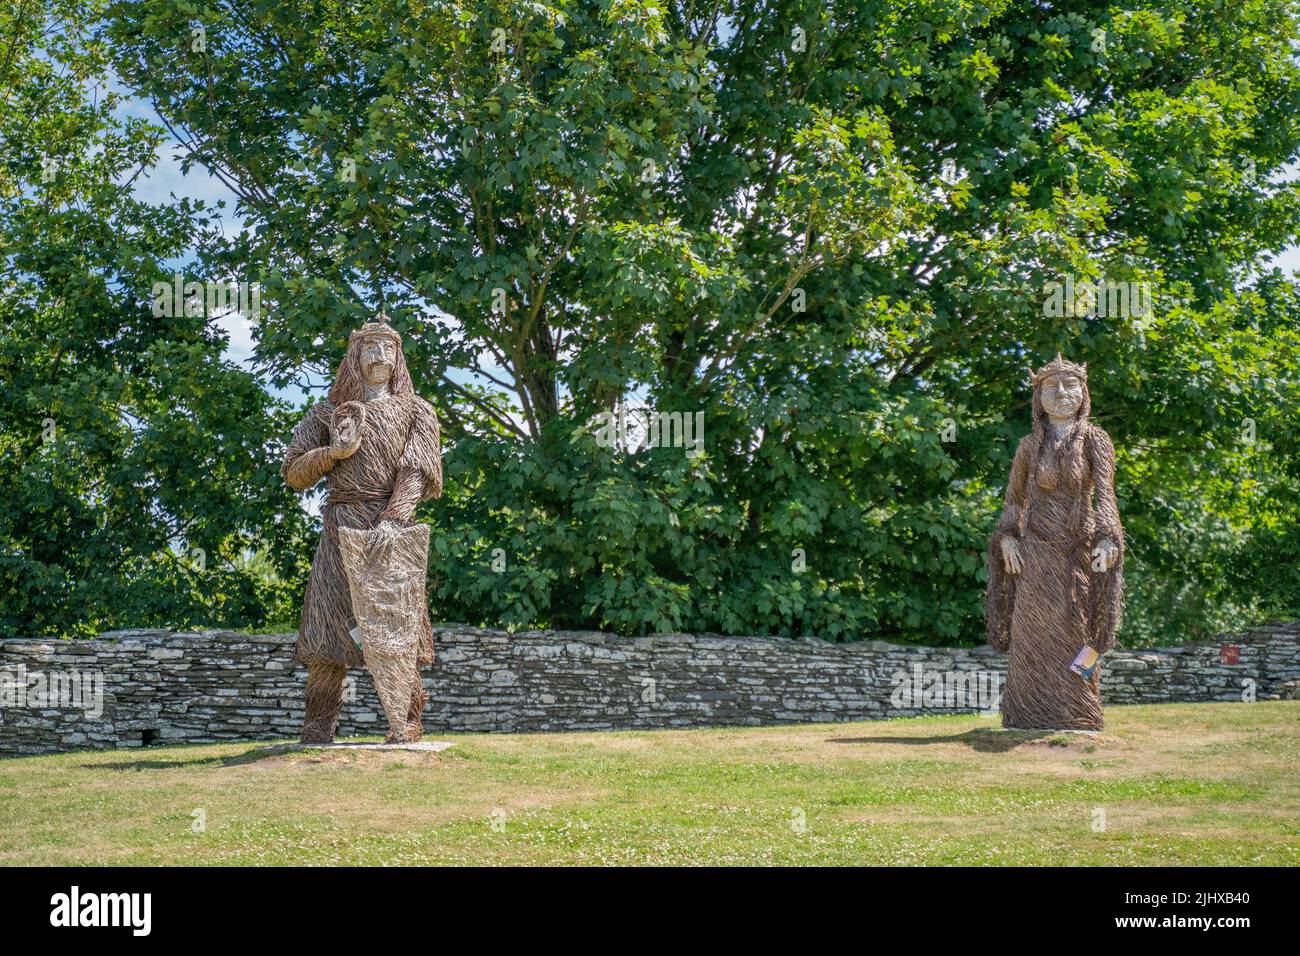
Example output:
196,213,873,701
281,403,335,492
986,438,1031,652
376,467,425,524
408,399,444,501
1086,424,1124,652
376,399,443,524
1088,425,1124,550
994,439,1031,538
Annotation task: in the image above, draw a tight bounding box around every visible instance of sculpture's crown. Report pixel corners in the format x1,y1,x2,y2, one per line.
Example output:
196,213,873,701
1029,351,1087,386
349,318,402,347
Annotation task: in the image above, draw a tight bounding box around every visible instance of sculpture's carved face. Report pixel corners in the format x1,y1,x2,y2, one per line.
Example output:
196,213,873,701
359,334,397,386
1041,372,1084,419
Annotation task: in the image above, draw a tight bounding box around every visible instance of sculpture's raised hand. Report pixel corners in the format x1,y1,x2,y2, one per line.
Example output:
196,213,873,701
329,401,366,461
330,432,362,460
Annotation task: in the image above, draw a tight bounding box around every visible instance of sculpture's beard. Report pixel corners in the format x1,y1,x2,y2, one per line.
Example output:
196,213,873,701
361,362,392,400
1045,397,1081,420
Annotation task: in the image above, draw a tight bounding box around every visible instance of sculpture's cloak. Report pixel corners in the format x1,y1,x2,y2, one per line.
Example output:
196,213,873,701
986,365,1124,731
281,393,442,668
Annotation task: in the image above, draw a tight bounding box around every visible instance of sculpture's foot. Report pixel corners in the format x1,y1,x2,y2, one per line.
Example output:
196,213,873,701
378,721,422,744
300,711,341,744
382,726,407,745
301,659,347,745
404,684,428,741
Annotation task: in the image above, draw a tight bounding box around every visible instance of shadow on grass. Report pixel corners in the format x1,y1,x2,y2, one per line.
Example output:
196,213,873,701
827,728,1057,753
80,741,306,771
78,754,231,771
217,743,316,767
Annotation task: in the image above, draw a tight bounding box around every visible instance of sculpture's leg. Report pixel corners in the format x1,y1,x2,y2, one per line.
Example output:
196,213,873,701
403,679,428,743
302,660,347,743
363,644,419,743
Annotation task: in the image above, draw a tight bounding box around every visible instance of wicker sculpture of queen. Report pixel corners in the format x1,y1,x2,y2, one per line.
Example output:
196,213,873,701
986,354,1124,731
281,318,443,744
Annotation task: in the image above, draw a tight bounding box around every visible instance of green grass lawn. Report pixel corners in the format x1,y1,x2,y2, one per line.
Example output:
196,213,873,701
1,701,1296,865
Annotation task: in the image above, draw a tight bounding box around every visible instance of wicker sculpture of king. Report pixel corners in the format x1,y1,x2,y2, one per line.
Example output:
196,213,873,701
281,317,443,744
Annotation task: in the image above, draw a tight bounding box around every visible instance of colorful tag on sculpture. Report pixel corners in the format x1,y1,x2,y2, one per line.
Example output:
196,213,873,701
1070,645,1101,679
349,624,364,650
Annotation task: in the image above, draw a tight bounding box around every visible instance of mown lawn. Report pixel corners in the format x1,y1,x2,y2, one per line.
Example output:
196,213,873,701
1,702,1296,865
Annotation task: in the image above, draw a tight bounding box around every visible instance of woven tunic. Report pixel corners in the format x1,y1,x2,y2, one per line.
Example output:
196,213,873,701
281,394,442,667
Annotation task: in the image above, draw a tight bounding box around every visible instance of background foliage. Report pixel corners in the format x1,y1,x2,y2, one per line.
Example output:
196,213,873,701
0,0,313,635
4,0,1298,643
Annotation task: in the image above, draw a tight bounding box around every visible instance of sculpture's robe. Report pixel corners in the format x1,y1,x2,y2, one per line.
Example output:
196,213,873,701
281,394,442,668
987,418,1124,731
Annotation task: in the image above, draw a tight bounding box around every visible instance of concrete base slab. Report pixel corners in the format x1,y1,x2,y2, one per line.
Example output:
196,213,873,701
301,741,454,752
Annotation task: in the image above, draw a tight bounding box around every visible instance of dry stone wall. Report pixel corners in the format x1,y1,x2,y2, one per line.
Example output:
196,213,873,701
1,621,1297,755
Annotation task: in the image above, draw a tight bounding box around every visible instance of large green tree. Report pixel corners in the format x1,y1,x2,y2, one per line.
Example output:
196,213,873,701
95,0,1300,643
0,0,315,636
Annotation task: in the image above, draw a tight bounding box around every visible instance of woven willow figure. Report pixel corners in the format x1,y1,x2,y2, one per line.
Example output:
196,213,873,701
281,319,443,743
986,354,1124,731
